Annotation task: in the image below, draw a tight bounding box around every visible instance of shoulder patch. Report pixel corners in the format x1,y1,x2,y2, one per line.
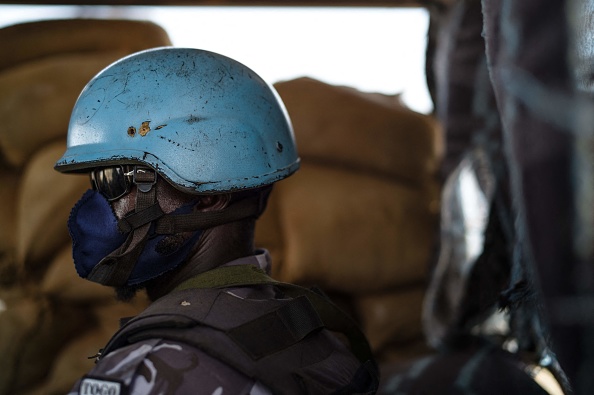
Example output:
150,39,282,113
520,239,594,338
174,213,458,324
79,376,127,395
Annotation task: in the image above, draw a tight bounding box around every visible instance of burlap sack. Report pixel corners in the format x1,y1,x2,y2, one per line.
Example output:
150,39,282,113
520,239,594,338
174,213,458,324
0,51,129,167
354,286,426,353
23,330,101,395
0,294,91,395
26,300,149,395
274,77,443,185
0,167,18,253
92,295,150,330
0,19,172,73
0,294,38,395
16,141,89,274
256,163,439,294
0,166,20,285
41,244,115,303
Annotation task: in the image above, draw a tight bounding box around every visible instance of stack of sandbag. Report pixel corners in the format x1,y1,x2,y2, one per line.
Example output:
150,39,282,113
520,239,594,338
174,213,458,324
258,77,443,364
0,19,171,395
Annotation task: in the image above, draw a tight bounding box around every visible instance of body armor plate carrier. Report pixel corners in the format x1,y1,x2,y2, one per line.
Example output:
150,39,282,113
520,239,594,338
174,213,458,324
97,265,379,394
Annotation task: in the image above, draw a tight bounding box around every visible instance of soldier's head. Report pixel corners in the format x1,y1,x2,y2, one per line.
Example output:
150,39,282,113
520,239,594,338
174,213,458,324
55,47,299,295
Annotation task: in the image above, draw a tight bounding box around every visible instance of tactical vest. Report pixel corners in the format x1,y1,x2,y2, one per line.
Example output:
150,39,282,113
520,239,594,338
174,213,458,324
98,264,379,394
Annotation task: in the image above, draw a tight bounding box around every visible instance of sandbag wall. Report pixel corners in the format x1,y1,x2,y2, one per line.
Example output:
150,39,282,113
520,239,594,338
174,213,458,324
0,19,171,395
259,77,443,365
0,18,442,394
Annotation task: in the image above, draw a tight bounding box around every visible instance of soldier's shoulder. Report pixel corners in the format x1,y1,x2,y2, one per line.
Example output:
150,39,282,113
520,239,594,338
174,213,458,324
71,338,272,395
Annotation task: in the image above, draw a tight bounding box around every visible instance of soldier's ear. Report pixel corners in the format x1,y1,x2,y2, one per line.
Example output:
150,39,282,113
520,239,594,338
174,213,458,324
195,194,231,212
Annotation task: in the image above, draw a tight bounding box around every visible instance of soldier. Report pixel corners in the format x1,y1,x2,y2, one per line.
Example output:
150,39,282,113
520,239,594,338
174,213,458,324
56,47,378,395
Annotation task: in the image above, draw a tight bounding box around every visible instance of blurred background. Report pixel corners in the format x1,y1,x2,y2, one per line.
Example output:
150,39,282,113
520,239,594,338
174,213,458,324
0,4,445,394
0,1,587,395
0,4,433,113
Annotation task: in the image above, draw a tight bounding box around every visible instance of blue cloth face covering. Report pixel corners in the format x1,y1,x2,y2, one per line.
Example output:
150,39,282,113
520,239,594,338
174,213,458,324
68,189,202,286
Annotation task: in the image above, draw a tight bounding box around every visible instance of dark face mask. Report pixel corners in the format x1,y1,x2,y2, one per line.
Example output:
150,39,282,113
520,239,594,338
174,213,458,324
67,189,202,286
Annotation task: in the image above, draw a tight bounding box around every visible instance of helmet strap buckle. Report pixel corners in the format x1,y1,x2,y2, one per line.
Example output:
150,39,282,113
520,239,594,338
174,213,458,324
132,166,157,193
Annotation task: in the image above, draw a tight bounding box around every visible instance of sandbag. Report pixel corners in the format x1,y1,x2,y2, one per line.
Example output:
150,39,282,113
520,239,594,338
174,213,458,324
274,77,443,185
257,163,439,293
0,294,91,395
0,51,128,166
16,141,90,274
0,294,38,395
354,286,426,353
0,166,20,285
0,167,19,253
25,301,149,395
41,244,115,303
23,330,103,395
0,19,171,73
94,294,150,327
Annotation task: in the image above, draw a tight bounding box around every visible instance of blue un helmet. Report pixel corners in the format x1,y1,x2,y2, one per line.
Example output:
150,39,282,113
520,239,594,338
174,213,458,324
56,48,300,287
55,47,300,193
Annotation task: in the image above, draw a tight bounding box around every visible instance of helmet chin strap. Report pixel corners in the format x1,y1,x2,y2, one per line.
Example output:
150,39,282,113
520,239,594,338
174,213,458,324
87,167,265,287
87,167,162,286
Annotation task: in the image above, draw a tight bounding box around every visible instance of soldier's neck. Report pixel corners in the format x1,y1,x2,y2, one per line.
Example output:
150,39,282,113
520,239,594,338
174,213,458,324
145,221,255,301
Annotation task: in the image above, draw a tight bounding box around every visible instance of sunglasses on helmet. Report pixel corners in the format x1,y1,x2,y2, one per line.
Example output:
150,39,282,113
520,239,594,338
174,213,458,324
90,165,156,201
